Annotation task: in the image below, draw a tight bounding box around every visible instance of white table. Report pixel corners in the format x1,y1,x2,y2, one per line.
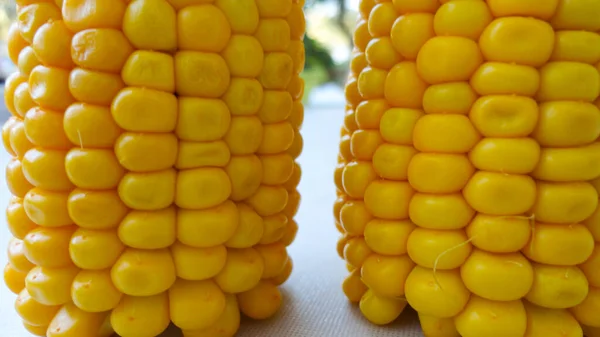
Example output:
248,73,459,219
0,108,424,336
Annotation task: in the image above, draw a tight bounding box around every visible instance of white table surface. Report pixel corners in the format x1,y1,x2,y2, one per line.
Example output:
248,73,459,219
0,107,424,336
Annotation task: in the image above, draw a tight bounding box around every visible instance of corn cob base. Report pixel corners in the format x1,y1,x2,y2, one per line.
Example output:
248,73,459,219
3,0,305,336
336,0,600,336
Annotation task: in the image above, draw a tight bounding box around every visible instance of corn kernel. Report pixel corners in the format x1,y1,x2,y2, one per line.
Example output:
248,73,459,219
69,228,124,270
22,149,73,191
551,0,600,31
551,30,600,64
118,207,176,249
69,68,124,106
409,193,475,230
68,189,128,230
26,265,79,306
62,0,125,32
29,66,75,111
259,52,293,90
454,296,526,337
111,248,175,296
32,20,74,69
110,293,170,337
8,238,35,273
64,104,121,148
407,228,471,270
178,5,231,53
13,83,36,118
470,62,540,96
169,279,226,330
122,51,175,92
6,159,34,198
526,263,589,309
4,263,27,294
118,169,176,210
47,303,109,337
226,204,264,248
177,201,238,247
15,288,60,327
171,242,227,281
7,201,38,240
524,223,594,266
176,141,231,169
71,269,122,313
18,46,41,77
486,0,558,20
537,61,600,102
223,36,264,78
368,3,397,37
65,149,125,189
463,171,536,215
434,1,492,40
359,289,406,325
175,51,230,98
238,281,282,320
115,133,177,172
469,95,538,137
532,181,598,224
8,22,28,64
5,72,26,116
416,36,482,84
469,138,540,174
71,29,134,73
123,0,177,51
225,155,262,201
182,294,240,337
17,3,62,43
408,153,474,193
404,267,469,318
215,248,264,293
422,82,477,115
361,254,413,298
385,62,427,108
24,188,72,227
111,87,177,132
246,185,288,216
214,0,259,34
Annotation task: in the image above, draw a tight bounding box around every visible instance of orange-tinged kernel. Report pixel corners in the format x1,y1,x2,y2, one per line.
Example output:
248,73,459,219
480,17,554,67
287,76,304,101
48,303,111,337
66,149,125,189
414,114,480,153
224,116,263,155
337,234,350,259
177,201,238,247
361,254,413,298
69,228,124,270
392,0,438,13
534,102,600,147
258,91,292,124
581,246,600,288
118,169,176,211
115,133,177,173
345,78,362,108
256,0,291,17
5,73,26,117
342,161,377,199
18,46,41,77
368,3,397,37
68,189,128,230
13,83,36,119
32,20,73,69
288,4,305,40
372,144,415,181
385,62,427,108
379,108,422,145
351,52,368,76
364,219,414,255
350,130,383,160
172,242,227,281
551,31,600,64
487,0,559,20
123,0,177,51
416,36,482,84
22,149,73,191
118,207,176,249
462,250,533,302
2,117,17,157
71,270,122,313
24,188,72,227
111,248,176,296
260,52,294,90
223,36,264,78
463,171,537,216
177,141,230,170
4,263,27,294
533,143,600,182
469,138,541,174
533,182,598,224
223,78,264,116
214,0,259,34
359,289,406,325
261,154,294,186
358,67,387,100
283,161,301,191
408,228,471,270
122,51,175,92
166,0,215,9
7,201,38,240
15,288,60,327
238,281,282,320
62,0,125,32
365,37,401,70
246,185,288,217
26,266,79,306
29,66,75,111
176,168,231,210
25,108,70,150
17,3,61,43
170,279,227,331
405,267,469,318
226,155,262,201
364,180,413,220
256,243,288,277
423,82,476,115
390,13,434,60
215,247,264,293
551,0,600,31
434,1,492,40
340,200,372,236
538,62,600,102
354,20,372,52
64,104,121,148
178,5,230,53
408,153,474,194
470,62,540,96
8,238,35,273
255,19,291,53
111,88,177,132
524,223,594,266
69,68,124,106
10,120,34,158
287,128,303,158
467,214,531,253
571,287,600,327
356,100,388,130
71,29,134,73
111,293,170,337
455,297,527,337
409,193,475,230
257,122,295,155
283,189,300,218
8,22,28,64
359,0,376,19
280,217,298,247
339,134,352,161
288,40,305,75
470,95,539,138
175,51,230,97
6,159,34,198
24,226,75,268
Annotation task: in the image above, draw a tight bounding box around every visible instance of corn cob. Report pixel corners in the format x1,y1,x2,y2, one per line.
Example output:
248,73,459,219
3,0,305,336
337,0,600,335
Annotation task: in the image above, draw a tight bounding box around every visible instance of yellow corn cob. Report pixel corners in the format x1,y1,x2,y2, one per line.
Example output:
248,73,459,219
3,0,304,336
337,0,600,335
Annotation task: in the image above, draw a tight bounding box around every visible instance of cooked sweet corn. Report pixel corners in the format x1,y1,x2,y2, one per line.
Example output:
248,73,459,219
3,0,304,336
337,0,600,335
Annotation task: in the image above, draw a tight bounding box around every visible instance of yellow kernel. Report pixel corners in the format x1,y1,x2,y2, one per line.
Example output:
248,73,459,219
470,95,538,138
8,22,28,64
257,122,294,155
215,247,264,293
4,263,27,295
66,149,125,189
434,1,492,40
177,201,238,247
170,279,226,331
408,228,471,270
258,91,292,124
224,116,263,155
123,0,177,51
259,52,294,90
255,19,290,53
359,289,406,325
260,154,294,185
111,293,170,337
118,207,176,249
409,193,475,230
115,133,177,173
551,31,600,64
29,66,75,111
18,46,41,77
287,76,304,101
362,254,414,298
181,294,240,337
15,288,60,327
111,248,175,296
423,82,477,115
172,242,227,281
359,0,376,19
526,263,589,309
581,246,600,288
64,104,121,148
10,120,34,158
69,228,124,270
466,214,531,253
226,203,264,248
24,188,72,227
551,0,600,31
8,238,35,273
7,200,38,241
364,180,414,220
122,51,175,92
417,36,482,84
392,0,438,13
379,108,422,145
63,0,125,32
223,79,264,117
68,189,128,230
176,98,230,141
175,51,230,98
354,20,371,52
385,62,427,108
6,159,34,198
344,236,372,268
572,287,600,328
214,0,259,34
111,88,177,133
350,130,383,160
532,181,598,224
463,171,537,215
534,101,600,147
532,143,600,182
343,268,368,303
177,141,230,170
470,62,540,96
71,29,134,73
71,269,122,313
32,20,74,69
415,115,480,153
418,314,459,337
364,219,414,255
178,5,231,53
469,138,540,174
345,78,362,108
405,267,470,318
356,100,388,129
24,226,75,268
69,68,125,106
340,200,372,236
486,0,559,20
288,4,305,40
366,37,402,70
390,13,434,60
358,67,387,99
368,3,398,37
26,265,79,306
537,61,600,102
351,52,368,76
17,3,61,43
47,303,110,337
223,36,264,78
118,169,176,211
256,243,288,278
176,168,231,210
13,83,36,119
342,161,377,199
226,155,262,201
523,302,583,337
238,281,282,320
246,185,288,217
5,73,26,117
524,223,594,266
372,144,415,181
408,153,474,194
454,296,527,337
22,149,73,191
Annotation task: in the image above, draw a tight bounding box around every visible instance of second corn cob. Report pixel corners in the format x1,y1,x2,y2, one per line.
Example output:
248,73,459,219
337,0,600,336
3,0,305,336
